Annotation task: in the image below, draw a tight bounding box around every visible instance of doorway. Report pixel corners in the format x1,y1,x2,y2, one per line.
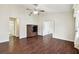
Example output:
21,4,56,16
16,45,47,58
43,21,52,36
9,17,16,38
9,17,19,51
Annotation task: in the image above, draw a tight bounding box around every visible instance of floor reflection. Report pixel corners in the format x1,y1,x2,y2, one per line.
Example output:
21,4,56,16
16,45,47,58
9,36,22,53
43,34,52,44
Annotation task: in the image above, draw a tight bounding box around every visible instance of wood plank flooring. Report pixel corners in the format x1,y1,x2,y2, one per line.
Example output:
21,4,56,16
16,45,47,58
0,35,79,54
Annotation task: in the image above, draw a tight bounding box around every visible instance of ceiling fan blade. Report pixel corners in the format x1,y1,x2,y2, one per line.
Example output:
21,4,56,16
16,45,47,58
33,4,38,6
29,12,33,16
26,8,32,10
39,10,45,12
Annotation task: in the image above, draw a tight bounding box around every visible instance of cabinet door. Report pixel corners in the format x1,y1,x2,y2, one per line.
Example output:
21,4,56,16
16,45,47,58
74,15,79,49
27,25,38,37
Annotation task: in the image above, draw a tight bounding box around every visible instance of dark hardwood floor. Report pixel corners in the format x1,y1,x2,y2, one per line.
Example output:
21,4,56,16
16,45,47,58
0,35,79,54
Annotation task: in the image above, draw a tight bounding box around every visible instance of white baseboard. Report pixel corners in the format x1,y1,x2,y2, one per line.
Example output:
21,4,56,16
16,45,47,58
0,40,9,43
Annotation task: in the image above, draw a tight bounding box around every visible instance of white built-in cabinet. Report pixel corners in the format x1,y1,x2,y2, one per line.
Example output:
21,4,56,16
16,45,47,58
73,4,79,49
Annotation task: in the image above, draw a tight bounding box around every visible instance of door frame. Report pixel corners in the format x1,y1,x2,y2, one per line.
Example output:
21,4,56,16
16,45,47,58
9,17,19,38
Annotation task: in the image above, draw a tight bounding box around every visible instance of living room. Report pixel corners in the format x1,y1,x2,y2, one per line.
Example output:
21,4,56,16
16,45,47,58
0,4,79,54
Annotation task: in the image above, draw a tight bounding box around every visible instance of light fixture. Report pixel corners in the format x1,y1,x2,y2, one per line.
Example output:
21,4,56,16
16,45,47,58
33,10,38,15
26,4,45,16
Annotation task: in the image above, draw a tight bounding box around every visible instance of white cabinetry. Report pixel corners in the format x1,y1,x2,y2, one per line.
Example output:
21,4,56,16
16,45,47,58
73,4,79,49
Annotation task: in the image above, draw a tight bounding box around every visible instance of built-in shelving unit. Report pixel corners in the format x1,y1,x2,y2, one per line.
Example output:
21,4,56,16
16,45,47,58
27,24,38,37
73,4,79,49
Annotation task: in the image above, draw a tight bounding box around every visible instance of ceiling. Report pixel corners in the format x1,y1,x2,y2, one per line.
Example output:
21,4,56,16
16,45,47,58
23,4,73,13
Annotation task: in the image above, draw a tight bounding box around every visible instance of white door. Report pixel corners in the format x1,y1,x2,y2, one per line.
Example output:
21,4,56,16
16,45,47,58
43,21,52,36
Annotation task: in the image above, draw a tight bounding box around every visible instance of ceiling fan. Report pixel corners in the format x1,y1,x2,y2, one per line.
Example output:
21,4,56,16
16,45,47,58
26,4,45,16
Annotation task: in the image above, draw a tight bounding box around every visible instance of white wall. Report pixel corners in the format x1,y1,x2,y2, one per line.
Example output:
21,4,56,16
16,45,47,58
0,5,11,42
0,4,75,42
19,15,37,38
54,12,75,42
0,5,37,42
38,12,75,42
37,13,54,36
0,5,22,42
